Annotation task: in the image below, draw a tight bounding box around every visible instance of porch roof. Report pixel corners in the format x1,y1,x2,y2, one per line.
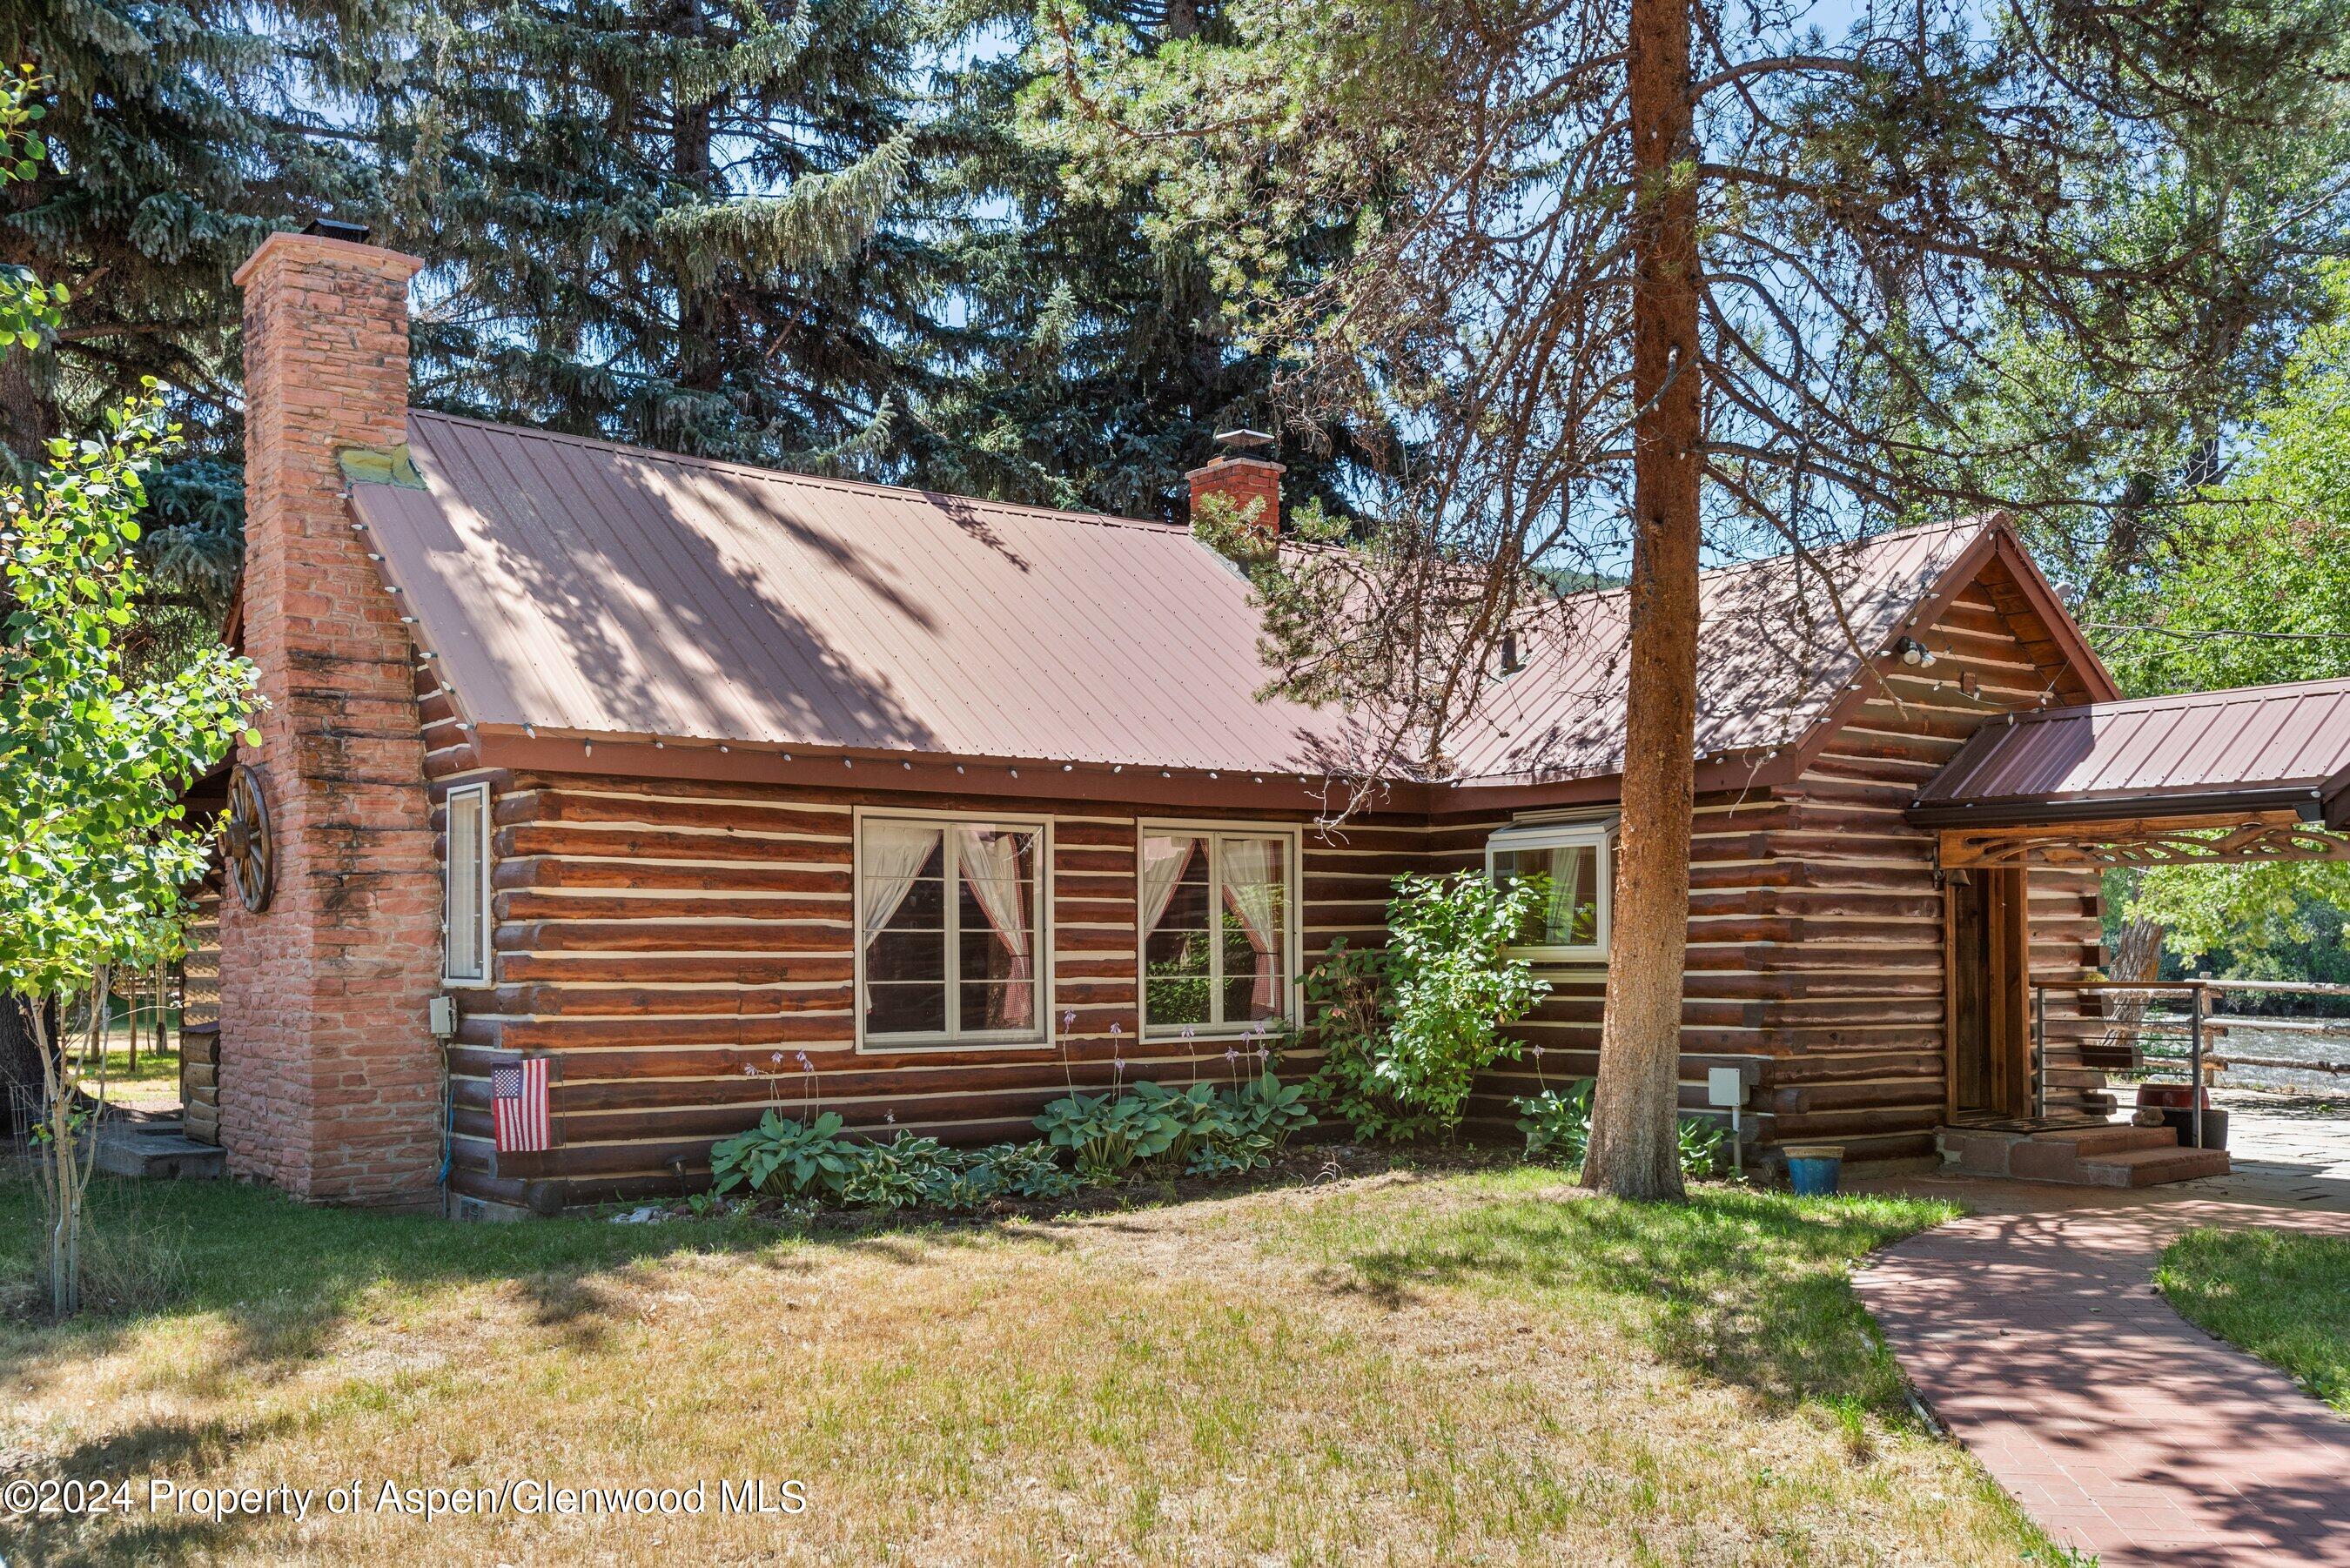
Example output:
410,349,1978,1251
1907,676,2350,831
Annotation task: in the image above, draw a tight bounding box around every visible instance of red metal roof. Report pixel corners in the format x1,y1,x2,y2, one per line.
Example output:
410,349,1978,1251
1910,677,2350,827
1443,521,1995,782
353,412,2045,786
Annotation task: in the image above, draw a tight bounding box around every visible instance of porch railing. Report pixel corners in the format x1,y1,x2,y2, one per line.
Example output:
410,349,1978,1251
2030,977,2350,1142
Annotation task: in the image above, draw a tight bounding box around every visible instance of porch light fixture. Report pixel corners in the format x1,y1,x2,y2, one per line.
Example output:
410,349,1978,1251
1894,636,1937,668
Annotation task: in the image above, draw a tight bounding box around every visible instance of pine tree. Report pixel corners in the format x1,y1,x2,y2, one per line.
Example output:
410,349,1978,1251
1036,0,2350,1196
916,0,1380,521
0,0,382,612
381,0,949,473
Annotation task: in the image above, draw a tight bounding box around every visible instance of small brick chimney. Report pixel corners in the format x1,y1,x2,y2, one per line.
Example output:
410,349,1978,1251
219,227,444,1208
1185,429,1284,539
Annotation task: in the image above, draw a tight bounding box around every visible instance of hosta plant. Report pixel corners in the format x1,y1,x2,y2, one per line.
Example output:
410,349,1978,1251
839,1132,958,1210
1185,1125,1273,1177
1035,1089,1179,1179
1514,1078,1595,1168
1228,1071,1315,1149
1678,1116,1730,1179
1129,1080,1226,1169
710,1110,859,1198
978,1140,1084,1201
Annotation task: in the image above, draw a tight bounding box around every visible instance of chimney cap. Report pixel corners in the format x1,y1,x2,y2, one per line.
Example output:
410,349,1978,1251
1212,428,1277,452
302,217,374,245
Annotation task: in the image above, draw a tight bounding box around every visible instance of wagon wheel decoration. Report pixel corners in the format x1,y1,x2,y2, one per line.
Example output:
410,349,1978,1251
221,763,276,913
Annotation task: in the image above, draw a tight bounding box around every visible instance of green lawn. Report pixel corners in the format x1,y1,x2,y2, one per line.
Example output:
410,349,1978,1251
2159,1226,2350,1413
0,1164,2060,1565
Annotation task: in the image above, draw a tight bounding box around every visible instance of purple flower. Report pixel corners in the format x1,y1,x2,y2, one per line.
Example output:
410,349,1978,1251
1225,1048,1239,1063
884,1110,896,1125
1110,1022,1124,1037
1063,1009,1077,1028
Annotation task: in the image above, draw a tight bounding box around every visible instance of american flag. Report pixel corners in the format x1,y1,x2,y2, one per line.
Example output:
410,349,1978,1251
492,1057,551,1155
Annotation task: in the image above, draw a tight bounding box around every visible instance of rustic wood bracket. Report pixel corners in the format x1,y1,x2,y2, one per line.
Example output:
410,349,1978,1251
1939,811,2350,868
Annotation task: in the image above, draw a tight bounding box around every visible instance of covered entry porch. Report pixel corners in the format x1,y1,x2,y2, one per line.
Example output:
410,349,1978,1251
1905,676,2350,1183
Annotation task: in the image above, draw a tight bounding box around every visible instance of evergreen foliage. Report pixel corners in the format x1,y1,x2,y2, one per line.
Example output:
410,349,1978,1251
917,0,1373,520
0,0,382,612
379,0,947,474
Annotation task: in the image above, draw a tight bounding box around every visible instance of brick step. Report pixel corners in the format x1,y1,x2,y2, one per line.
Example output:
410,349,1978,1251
1935,1122,2231,1188
2076,1145,2233,1189
2033,1124,2181,1157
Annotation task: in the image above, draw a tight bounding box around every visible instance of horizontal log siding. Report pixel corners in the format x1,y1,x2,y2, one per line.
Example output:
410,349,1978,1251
426,553,2106,1203
1457,569,2107,1167
448,774,1430,1205
416,657,482,780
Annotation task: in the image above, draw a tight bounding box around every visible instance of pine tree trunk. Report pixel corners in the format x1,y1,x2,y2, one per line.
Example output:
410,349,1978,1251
1583,0,1702,1201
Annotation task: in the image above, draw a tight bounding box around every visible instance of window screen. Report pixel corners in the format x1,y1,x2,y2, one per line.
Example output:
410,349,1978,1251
860,817,1044,1043
444,784,489,982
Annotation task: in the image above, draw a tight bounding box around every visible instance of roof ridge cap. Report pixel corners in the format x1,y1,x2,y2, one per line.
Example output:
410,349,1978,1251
404,408,1185,537
2053,673,2350,713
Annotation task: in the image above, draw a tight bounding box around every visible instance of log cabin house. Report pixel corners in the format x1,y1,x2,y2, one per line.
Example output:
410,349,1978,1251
212,225,2145,1217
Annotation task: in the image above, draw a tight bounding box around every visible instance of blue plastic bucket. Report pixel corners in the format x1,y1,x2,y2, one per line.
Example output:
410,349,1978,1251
1784,1145,1844,1197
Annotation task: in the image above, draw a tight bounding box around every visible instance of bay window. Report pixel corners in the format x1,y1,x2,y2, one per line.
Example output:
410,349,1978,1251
1486,821,1611,961
857,814,1047,1047
1139,824,1298,1035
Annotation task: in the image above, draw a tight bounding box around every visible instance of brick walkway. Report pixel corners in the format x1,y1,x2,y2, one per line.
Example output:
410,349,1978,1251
1856,1105,2350,1566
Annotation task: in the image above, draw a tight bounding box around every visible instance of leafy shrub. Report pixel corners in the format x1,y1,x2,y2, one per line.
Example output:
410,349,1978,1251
916,1162,1002,1213
1034,1075,1313,1182
710,1110,859,1198
1514,1077,1595,1167
1300,941,1443,1142
1307,874,1552,1140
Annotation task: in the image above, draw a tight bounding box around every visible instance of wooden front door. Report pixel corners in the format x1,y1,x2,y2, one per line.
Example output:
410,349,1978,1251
1946,868,2031,1120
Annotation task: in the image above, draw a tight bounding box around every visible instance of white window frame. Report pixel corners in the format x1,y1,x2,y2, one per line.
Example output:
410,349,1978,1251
1136,820,1305,1039
1486,819,1613,963
853,807,1054,1052
441,781,493,987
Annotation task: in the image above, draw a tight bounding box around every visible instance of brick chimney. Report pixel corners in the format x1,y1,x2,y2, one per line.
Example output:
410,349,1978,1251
1185,429,1284,539
219,227,443,1209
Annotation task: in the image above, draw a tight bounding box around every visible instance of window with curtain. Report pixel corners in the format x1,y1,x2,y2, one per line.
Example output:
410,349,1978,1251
1139,827,1295,1035
1486,821,1611,958
443,782,491,983
859,815,1044,1045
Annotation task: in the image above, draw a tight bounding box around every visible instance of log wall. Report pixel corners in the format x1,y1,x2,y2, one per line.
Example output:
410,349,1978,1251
438,776,1431,1207
397,549,2111,1205
1462,558,2108,1167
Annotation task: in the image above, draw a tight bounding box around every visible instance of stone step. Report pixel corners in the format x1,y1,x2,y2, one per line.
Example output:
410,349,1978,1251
2077,1145,2233,1189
